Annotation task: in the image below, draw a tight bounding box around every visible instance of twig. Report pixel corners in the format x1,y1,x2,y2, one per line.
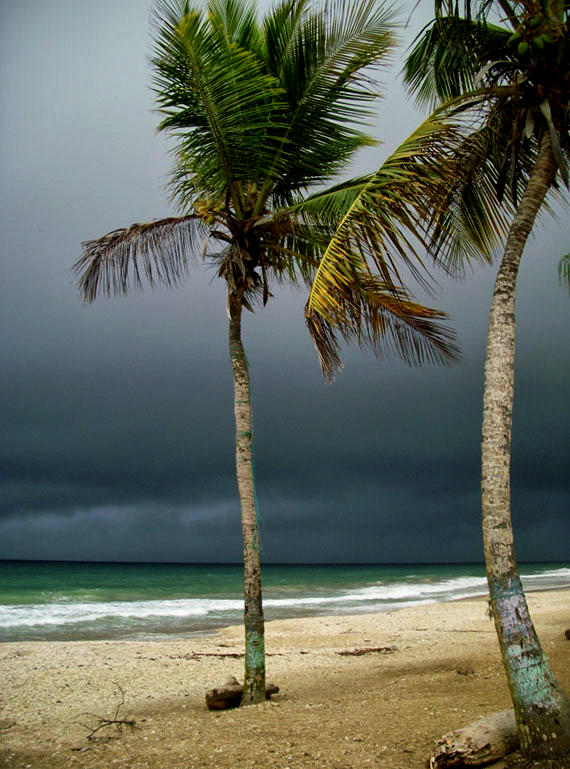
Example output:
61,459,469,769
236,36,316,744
78,683,137,741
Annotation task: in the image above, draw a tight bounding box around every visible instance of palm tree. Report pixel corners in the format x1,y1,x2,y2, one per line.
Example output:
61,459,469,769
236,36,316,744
74,0,462,704
399,0,570,758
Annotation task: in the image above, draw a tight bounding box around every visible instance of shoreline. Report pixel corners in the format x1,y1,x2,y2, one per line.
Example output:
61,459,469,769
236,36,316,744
2,581,569,646
1,589,569,769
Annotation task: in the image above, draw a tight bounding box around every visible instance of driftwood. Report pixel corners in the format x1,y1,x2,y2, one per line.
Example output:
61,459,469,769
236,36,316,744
336,645,397,657
171,651,245,660
429,710,519,768
169,651,284,661
205,677,279,710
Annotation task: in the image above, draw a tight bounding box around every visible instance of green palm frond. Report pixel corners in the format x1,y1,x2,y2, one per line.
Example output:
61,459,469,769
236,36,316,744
288,174,374,224
405,16,511,109
426,117,515,273
307,274,460,380
207,0,261,52
74,215,204,302
305,109,485,301
152,0,288,207
261,0,311,75
259,0,398,202
300,111,477,377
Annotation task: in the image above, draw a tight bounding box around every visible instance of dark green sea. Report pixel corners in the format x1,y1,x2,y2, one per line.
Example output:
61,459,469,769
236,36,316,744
0,561,568,643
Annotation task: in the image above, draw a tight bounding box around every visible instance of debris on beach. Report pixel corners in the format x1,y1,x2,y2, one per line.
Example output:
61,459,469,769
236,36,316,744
205,677,279,710
429,709,519,767
336,645,397,656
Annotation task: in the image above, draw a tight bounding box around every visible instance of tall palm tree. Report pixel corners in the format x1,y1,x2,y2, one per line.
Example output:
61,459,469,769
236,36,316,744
74,0,462,705
400,0,570,758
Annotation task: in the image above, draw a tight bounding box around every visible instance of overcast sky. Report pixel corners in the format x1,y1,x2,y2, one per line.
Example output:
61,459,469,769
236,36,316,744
0,0,568,564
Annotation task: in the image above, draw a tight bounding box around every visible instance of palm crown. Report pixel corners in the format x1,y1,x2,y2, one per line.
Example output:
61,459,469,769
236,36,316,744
404,0,569,268
74,0,465,377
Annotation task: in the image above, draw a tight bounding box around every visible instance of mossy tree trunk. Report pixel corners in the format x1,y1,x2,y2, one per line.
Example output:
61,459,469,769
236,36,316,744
228,291,266,704
482,133,570,758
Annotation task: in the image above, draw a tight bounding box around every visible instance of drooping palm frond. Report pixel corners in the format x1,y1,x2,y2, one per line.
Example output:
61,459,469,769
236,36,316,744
297,111,483,377
288,174,376,224
307,273,460,380
259,216,334,287
425,114,516,273
74,215,204,302
302,112,479,293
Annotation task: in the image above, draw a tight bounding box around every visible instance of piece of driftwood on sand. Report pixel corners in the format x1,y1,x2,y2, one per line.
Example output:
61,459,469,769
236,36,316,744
205,677,280,710
430,709,519,767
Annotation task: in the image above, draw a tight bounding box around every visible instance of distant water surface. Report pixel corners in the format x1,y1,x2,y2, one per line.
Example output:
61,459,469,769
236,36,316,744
0,561,568,642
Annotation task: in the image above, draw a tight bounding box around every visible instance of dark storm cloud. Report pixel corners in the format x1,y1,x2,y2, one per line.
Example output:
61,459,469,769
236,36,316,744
0,0,568,563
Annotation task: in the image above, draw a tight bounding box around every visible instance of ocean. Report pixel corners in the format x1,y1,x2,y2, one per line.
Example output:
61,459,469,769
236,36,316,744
0,561,568,643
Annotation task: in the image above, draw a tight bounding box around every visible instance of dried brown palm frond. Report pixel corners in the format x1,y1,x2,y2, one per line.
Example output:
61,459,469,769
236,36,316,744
74,215,204,302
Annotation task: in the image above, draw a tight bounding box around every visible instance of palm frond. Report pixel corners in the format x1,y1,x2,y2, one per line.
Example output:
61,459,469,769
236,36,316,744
306,274,460,381
426,118,514,273
287,173,374,224
261,0,311,75
298,111,483,377
539,100,569,187
259,0,398,201
152,0,288,206
404,16,511,109
74,215,203,302
207,0,261,52
305,108,486,305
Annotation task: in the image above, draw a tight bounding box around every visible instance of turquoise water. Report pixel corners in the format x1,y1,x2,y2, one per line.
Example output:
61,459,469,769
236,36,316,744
0,561,568,642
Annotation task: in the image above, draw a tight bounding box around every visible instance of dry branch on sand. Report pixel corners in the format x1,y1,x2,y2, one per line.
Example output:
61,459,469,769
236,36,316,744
336,646,397,656
78,684,137,740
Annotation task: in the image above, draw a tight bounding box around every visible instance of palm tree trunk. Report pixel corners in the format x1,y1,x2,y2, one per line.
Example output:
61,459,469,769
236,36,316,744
228,292,266,705
482,133,570,757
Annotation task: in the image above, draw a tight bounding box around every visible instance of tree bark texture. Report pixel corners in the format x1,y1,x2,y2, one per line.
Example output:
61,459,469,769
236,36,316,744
481,133,570,757
228,294,266,704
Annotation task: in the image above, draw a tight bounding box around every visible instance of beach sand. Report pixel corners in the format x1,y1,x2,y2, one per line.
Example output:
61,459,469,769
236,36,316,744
1,589,568,769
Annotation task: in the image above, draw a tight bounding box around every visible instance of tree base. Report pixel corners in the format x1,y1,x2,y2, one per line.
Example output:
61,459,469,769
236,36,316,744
205,677,279,710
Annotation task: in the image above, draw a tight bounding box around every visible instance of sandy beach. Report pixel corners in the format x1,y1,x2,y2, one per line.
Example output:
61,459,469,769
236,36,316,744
1,589,568,769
